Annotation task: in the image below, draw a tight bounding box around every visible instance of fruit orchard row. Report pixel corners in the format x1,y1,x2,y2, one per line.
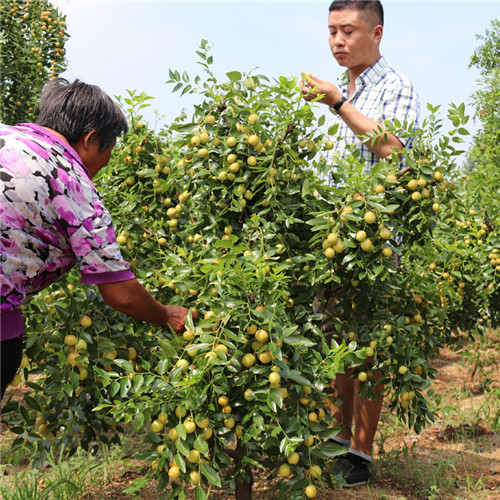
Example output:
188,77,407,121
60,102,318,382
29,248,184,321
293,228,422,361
4,43,498,499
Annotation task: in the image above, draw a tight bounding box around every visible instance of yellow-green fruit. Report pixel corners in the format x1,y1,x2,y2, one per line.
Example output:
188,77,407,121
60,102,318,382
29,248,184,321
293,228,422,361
309,465,322,479
305,485,317,498
244,388,255,401
168,428,179,441
360,239,374,252
151,420,164,433
187,449,200,463
279,463,292,477
248,113,258,124
168,465,181,479
382,246,393,257
379,227,391,240
242,353,256,368
325,247,335,259
364,211,376,224
356,230,367,242
80,315,92,327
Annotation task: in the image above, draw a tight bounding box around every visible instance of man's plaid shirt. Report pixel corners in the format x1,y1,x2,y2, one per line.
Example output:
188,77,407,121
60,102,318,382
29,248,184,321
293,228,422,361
325,56,420,177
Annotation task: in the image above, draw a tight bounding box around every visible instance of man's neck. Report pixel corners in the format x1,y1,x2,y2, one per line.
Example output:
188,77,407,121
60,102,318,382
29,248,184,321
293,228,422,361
346,54,381,95
348,55,381,81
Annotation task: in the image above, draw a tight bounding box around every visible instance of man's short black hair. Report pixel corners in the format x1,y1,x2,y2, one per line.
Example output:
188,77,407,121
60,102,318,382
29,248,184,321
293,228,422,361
329,0,384,27
36,78,128,150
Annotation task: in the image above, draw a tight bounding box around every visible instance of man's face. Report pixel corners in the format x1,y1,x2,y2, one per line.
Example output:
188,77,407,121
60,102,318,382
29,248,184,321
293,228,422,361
328,8,382,71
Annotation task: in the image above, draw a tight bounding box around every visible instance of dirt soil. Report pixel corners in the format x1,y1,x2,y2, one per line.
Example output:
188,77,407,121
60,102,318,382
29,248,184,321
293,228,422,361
2,341,499,500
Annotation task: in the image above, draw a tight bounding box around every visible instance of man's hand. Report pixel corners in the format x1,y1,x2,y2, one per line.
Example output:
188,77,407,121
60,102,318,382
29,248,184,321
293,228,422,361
300,73,342,106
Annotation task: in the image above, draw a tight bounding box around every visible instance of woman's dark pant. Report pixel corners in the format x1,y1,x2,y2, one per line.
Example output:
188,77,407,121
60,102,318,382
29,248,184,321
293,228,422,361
1,335,23,402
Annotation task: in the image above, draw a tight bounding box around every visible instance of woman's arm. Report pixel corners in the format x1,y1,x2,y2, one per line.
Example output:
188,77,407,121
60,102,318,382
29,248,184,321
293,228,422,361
97,278,192,333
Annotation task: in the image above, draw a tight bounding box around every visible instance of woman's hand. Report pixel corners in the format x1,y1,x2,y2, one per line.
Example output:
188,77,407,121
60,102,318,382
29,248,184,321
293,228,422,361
98,278,196,333
164,305,197,334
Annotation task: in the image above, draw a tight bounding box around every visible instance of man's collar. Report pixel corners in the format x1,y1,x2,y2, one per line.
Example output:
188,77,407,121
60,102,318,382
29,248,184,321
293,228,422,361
337,56,388,86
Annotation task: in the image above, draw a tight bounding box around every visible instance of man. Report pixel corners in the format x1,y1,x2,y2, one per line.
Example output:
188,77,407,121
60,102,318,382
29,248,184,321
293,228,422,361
301,0,420,487
302,0,419,171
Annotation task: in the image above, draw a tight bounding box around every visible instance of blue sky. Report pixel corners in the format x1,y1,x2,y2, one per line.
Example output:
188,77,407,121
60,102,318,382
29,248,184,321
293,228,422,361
52,0,499,147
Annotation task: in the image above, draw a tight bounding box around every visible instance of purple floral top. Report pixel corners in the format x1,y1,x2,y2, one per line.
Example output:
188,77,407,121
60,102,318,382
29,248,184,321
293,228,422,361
0,123,134,340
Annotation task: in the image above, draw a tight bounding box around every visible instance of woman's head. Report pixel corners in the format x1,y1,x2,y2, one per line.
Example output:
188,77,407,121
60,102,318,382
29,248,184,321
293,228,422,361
36,78,128,150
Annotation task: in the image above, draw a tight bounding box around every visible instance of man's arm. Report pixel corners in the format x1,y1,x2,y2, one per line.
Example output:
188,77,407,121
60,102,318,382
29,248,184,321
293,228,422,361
301,74,404,159
97,278,192,334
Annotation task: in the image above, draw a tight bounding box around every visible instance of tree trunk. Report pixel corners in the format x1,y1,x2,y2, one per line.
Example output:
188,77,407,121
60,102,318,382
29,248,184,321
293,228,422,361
233,440,253,500
465,361,478,385
235,479,253,500
464,338,480,387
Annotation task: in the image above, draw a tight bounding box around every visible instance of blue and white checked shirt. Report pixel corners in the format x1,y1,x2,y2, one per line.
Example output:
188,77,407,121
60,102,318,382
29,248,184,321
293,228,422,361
325,56,420,175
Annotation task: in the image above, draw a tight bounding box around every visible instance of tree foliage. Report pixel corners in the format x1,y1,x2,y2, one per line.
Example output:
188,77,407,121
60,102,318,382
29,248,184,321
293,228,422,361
468,19,500,177
0,0,68,125
2,40,498,499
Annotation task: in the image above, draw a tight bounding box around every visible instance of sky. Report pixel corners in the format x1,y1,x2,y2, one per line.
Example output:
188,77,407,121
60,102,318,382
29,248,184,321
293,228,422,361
51,0,499,149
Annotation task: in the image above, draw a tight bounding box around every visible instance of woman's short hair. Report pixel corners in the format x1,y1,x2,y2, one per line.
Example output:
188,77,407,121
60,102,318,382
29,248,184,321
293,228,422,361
329,0,384,27
36,78,128,150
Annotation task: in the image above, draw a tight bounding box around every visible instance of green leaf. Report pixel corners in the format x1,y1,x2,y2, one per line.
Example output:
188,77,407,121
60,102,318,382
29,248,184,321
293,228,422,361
328,122,340,136
134,412,144,432
157,358,168,375
120,377,131,397
226,71,242,82
113,358,134,372
110,379,120,398
133,374,144,392
69,371,80,389
302,178,311,198
194,436,209,454
195,485,207,500
318,441,349,457
200,463,221,487
176,423,187,440
136,168,156,177
285,370,312,387
24,395,42,412
158,340,178,359
269,387,283,408
283,335,316,347
175,437,190,455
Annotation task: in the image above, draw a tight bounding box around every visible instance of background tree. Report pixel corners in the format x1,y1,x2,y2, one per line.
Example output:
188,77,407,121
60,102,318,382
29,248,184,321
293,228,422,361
0,0,68,125
467,20,500,208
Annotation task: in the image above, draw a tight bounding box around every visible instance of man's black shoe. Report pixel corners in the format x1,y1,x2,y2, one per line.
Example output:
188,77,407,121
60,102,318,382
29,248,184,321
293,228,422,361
331,452,372,487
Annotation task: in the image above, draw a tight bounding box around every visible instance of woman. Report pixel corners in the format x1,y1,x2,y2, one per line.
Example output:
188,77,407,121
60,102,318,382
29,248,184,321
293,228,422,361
0,78,192,400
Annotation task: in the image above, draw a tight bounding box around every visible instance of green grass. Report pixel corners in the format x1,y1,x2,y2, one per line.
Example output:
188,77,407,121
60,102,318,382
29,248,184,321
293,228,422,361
0,443,125,500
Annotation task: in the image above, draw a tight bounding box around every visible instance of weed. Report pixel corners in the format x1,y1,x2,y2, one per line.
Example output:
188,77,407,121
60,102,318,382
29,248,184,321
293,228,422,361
0,444,116,500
